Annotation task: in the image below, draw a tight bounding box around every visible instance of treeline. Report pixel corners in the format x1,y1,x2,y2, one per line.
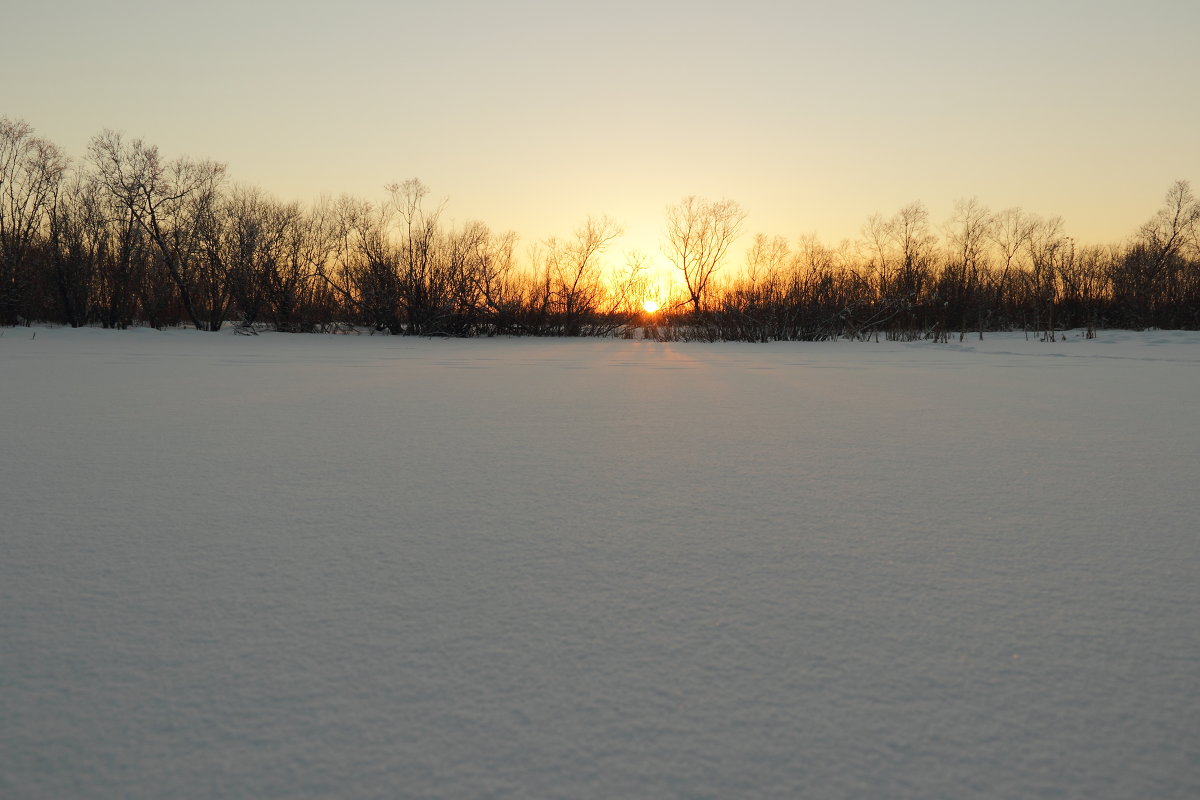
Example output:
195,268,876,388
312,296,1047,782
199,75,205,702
2,117,1198,340
703,193,1200,342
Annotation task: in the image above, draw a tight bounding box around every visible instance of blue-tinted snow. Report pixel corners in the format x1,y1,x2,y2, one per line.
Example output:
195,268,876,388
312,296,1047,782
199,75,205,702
2,328,1198,799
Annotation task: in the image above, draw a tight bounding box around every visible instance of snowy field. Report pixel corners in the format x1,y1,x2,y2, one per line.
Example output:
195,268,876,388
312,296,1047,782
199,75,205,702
2,327,1198,799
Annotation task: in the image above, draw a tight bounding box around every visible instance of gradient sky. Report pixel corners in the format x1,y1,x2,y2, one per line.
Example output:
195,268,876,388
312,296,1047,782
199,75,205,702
5,0,1199,268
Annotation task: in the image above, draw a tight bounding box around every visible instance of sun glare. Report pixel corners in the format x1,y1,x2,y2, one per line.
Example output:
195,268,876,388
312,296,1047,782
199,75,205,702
642,299,661,313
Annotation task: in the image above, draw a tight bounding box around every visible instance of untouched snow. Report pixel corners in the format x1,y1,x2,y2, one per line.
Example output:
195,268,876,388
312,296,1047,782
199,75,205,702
2,328,1198,799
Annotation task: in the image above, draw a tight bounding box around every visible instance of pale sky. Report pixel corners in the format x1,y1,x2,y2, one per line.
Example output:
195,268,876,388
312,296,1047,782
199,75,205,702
5,0,1198,267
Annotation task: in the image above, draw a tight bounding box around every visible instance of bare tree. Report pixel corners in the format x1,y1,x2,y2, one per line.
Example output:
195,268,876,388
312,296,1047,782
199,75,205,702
465,225,519,330
1109,180,1200,327
610,249,655,316
388,178,450,334
744,233,790,286
859,202,935,299
89,130,226,329
886,201,937,300
1142,180,1199,315
315,180,512,335
941,197,994,337
1023,215,1068,337
320,194,402,331
1139,180,1200,265
269,199,339,332
0,117,67,324
987,207,1035,311
48,169,106,327
663,196,745,313
854,202,937,337
89,162,153,329
544,215,623,335
203,186,301,330
1058,243,1111,334
945,198,992,276
188,182,237,331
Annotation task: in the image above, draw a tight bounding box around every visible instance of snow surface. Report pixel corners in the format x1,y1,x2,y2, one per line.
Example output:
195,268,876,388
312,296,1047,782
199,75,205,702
2,327,1198,799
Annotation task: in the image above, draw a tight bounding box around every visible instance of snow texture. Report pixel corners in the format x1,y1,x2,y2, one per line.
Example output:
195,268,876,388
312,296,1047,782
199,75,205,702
2,328,1198,799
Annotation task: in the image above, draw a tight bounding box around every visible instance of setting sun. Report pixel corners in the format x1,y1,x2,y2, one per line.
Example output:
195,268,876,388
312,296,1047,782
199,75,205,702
642,299,661,314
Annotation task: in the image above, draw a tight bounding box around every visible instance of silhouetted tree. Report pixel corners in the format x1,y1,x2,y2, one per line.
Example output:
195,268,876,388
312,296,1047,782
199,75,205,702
89,130,226,329
0,117,66,324
987,206,1036,324
1023,215,1067,337
47,170,105,327
664,196,745,313
544,216,622,335
940,197,993,337
268,200,338,332
1114,180,1200,327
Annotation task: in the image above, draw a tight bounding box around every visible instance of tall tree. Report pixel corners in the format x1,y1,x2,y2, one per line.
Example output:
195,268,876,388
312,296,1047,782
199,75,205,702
664,196,745,313
744,233,790,285
48,170,107,327
942,197,994,335
0,117,67,324
89,130,226,329
545,216,623,335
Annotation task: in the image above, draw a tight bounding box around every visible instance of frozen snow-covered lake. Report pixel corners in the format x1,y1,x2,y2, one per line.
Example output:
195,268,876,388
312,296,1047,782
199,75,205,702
3,328,1198,799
